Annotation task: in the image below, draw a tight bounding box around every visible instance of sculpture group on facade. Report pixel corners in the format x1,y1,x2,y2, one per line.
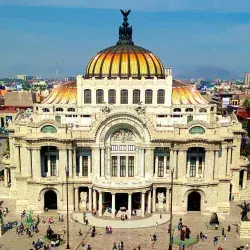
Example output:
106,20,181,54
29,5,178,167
238,201,250,221
157,192,165,209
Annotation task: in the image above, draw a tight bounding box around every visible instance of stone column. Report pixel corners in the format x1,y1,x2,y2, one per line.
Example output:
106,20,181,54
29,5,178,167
4,168,8,187
141,192,145,217
88,156,91,177
93,189,97,210
128,193,132,218
74,187,79,211
155,156,158,177
205,149,214,181
79,156,83,177
135,147,139,176
226,147,232,176
166,188,169,212
88,187,92,211
101,149,105,177
177,150,187,179
214,150,218,179
173,150,178,179
47,155,51,177
243,170,248,190
106,147,111,177
68,149,73,178
112,193,116,218
117,156,120,177
152,188,156,212
98,191,103,216
164,156,167,177
147,190,152,213
140,149,145,177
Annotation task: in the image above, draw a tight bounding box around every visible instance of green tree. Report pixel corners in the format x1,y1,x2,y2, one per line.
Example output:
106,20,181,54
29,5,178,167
243,99,250,109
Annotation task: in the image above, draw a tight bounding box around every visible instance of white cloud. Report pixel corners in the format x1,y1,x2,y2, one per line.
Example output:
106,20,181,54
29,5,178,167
2,0,250,12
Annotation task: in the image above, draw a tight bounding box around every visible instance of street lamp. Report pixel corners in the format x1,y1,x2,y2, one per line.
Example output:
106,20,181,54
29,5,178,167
168,168,174,250
65,166,70,249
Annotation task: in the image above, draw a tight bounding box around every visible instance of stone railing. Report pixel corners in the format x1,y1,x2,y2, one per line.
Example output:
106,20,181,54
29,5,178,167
93,178,152,189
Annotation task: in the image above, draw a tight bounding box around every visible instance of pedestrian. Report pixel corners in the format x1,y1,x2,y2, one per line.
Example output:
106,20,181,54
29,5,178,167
224,234,226,241
63,227,66,234
79,229,83,236
199,232,202,239
160,213,162,219
245,243,249,250
228,225,231,232
215,224,218,230
202,234,204,242
149,235,152,243
138,245,141,250
222,228,224,236
28,230,32,238
189,245,193,250
204,233,208,239
155,222,158,228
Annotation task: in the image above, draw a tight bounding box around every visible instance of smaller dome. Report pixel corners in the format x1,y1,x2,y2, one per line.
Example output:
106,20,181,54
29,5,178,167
42,82,77,105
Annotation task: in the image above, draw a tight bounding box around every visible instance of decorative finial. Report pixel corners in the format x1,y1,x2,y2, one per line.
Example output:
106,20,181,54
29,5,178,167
117,9,134,45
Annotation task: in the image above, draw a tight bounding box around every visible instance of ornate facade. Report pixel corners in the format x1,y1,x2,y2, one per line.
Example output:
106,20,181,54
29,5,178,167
3,10,248,217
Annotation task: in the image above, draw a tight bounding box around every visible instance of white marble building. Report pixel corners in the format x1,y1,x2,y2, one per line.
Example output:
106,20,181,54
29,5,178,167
2,10,248,217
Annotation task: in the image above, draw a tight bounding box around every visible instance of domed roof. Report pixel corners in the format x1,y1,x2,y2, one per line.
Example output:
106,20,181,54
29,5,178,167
42,81,77,104
85,10,165,80
41,81,208,105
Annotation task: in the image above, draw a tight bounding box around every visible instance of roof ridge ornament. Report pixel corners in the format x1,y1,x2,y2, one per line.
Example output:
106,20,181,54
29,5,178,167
117,9,134,45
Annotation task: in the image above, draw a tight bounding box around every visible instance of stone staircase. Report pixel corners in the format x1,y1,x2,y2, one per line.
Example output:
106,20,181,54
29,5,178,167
240,181,250,200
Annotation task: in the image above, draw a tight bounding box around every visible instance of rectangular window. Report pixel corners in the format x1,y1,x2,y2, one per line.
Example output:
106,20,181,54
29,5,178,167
44,155,48,174
50,155,57,176
111,145,118,151
76,157,80,176
128,145,135,151
189,156,196,177
198,156,203,174
119,145,126,151
128,156,134,177
158,156,164,177
120,156,126,177
82,156,88,176
112,156,117,177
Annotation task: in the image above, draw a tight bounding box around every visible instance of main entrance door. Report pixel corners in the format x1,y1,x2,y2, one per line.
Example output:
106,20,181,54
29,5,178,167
44,190,57,210
187,191,201,211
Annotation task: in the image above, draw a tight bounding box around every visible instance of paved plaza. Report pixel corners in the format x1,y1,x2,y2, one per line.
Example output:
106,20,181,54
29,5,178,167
0,199,249,249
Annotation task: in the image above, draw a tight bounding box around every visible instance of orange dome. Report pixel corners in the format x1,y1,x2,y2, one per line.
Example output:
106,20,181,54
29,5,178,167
42,82,77,104
85,45,165,79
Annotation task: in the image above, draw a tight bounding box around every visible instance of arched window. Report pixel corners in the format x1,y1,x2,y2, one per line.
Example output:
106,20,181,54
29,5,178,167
120,89,128,104
173,108,181,112
199,108,207,113
133,89,140,104
185,108,193,112
84,89,91,104
55,108,63,112
145,89,153,104
41,125,57,133
108,89,116,104
157,89,165,104
42,108,50,112
67,108,75,112
96,89,104,104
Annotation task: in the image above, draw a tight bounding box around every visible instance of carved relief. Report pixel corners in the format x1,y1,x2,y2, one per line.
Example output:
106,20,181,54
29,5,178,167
100,105,111,115
111,129,134,142
134,103,146,115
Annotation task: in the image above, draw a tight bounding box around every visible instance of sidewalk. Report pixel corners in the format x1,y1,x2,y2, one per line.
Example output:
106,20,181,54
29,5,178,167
72,212,170,229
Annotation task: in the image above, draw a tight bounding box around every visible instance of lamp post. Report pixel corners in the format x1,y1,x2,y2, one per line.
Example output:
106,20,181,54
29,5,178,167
65,166,70,249
168,168,174,250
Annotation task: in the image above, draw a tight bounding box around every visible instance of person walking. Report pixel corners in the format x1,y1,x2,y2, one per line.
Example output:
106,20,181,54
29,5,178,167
222,228,225,236
155,222,158,228
228,225,231,232
224,234,227,241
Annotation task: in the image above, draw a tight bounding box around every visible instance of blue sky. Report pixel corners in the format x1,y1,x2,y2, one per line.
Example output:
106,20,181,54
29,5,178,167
1,1,250,78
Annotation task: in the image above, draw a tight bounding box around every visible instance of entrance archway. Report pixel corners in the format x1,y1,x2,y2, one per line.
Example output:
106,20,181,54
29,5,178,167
187,191,201,211
44,190,57,210
115,193,128,211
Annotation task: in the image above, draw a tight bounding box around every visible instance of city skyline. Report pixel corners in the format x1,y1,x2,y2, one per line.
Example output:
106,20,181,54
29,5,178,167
1,2,250,78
